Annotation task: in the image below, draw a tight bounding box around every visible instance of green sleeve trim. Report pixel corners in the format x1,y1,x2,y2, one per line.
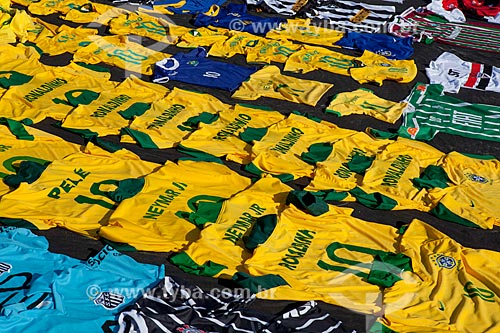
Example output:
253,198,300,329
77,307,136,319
369,322,398,333
118,102,151,119
460,152,497,160
236,103,273,111
183,112,219,128
22,42,44,56
244,162,264,177
346,154,374,173
411,165,449,190
273,173,294,183
107,178,145,202
244,214,277,251
430,203,480,228
121,127,159,149
286,190,329,216
176,144,223,164
73,61,111,74
239,127,268,143
3,161,47,188
170,252,227,277
60,126,98,141
367,127,399,140
232,272,288,294
95,138,122,153
367,253,412,288
0,218,39,229
301,142,333,165
0,118,34,140
0,71,34,89
101,239,137,252
397,223,410,234
322,190,349,202
324,109,341,117
60,125,121,152
349,187,398,210
291,110,321,123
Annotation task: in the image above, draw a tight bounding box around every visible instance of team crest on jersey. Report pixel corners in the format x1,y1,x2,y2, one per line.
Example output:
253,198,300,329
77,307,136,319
464,172,490,184
0,262,12,276
176,324,206,333
93,291,124,309
187,60,199,67
377,50,393,57
431,254,457,269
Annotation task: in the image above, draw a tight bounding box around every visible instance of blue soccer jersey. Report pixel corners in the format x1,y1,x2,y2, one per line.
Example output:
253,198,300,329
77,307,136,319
336,31,414,60
193,3,285,35
152,47,257,91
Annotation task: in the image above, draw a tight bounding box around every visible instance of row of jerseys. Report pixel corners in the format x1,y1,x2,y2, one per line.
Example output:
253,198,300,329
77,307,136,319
0,55,498,229
0,42,415,124
0,5,418,83
0,43,498,144
0,170,499,332
0,227,354,333
0,122,497,246
6,0,500,57
148,0,398,35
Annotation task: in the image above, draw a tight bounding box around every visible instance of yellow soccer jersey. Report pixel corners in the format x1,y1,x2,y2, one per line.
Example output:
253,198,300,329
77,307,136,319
61,75,169,137
374,219,500,333
0,11,16,44
61,2,126,24
178,103,285,164
240,203,402,314
25,0,90,16
209,31,300,64
325,88,407,124
170,177,291,278
232,65,333,106
208,31,264,58
306,132,393,192
0,123,82,196
244,37,301,64
245,113,356,180
0,145,160,238
0,50,48,94
354,137,445,211
0,66,116,123
108,12,191,44
266,18,344,47
98,160,252,252
176,26,231,49
350,50,417,86
73,35,170,75
283,45,356,76
0,43,43,60
35,24,99,56
426,152,500,229
121,88,231,149
8,10,57,44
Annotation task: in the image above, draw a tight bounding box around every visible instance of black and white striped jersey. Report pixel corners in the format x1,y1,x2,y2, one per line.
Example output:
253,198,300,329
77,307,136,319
117,276,356,333
246,0,309,16
306,0,396,33
246,0,395,33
